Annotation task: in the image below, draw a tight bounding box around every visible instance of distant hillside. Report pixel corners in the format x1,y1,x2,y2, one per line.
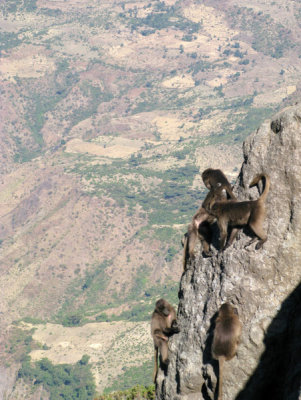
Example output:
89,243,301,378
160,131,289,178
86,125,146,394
1,0,301,396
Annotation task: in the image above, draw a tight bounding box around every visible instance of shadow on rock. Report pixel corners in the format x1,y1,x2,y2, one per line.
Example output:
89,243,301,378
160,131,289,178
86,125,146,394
202,311,219,400
236,283,301,400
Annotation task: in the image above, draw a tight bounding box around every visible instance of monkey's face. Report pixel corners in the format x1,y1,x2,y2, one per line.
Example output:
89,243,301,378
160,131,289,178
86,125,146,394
155,299,170,316
162,307,170,317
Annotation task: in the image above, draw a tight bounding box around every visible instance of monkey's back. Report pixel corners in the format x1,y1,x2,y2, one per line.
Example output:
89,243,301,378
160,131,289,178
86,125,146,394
151,311,162,333
212,317,240,361
151,310,174,341
213,200,256,225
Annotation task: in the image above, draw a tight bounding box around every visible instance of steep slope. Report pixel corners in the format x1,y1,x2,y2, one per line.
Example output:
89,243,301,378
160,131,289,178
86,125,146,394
156,103,301,399
1,0,301,395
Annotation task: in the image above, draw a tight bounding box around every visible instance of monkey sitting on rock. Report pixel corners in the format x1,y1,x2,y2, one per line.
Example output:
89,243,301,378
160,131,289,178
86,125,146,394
212,303,242,400
151,298,180,383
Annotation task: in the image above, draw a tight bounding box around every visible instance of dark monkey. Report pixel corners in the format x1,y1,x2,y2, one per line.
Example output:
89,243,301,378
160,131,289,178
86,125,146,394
205,174,270,251
183,207,214,263
151,298,180,383
182,170,236,269
182,202,218,270
202,168,236,200
212,303,242,400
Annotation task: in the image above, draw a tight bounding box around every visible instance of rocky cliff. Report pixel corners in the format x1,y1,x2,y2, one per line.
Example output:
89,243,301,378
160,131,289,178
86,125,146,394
156,103,301,400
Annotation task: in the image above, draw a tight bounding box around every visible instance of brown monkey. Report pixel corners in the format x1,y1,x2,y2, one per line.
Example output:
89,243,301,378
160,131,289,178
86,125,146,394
212,303,242,400
182,207,215,270
151,298,180,383
202,168,236,200
182,184,236,269
205,174,270,251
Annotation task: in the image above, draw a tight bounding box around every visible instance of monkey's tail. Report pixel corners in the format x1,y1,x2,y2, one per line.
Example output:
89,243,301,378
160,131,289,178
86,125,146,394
218,356,225,400
153,347,158,383
249,174,270,203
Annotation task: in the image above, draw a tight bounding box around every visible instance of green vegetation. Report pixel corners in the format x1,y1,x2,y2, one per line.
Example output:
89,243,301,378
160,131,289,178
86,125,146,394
55,257,179,324
67,156,203,226
2,0,37,13
18,355,96,400
70,81,113,129
121,3,201,35
229,7,293,58
97,384,155,400
1,0,297,398
8,326,96,399
0,31,21,51
55,260,111,325
220,103,274,142
103,360,154,394
13,147,42,163
7,326,36,361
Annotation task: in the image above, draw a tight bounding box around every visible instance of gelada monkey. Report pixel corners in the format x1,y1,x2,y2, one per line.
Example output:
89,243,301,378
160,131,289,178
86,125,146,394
151,298,180,382
202,168,236,200
182,206,215,270
182,171,236,269
212,303,242,400
205,174,270,250
182,192,224,270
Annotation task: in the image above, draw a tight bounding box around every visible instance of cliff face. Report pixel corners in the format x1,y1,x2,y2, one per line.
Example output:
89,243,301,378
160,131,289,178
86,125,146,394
156,103,301,400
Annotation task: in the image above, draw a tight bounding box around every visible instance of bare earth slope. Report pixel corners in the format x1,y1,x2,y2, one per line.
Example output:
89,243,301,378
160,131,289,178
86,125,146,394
1,0,301,396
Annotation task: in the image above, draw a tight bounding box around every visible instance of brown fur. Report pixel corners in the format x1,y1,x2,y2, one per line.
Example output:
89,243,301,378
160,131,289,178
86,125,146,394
151,299,180,383
182,170,237,269
205,174,270,250
182,206,215,270
212,303,242,400
202,168,236,200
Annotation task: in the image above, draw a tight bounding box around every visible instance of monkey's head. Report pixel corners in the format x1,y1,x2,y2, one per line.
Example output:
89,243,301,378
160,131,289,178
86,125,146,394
202,168,214,189
219,303,237,317
203,188,226,212
155,298,170,316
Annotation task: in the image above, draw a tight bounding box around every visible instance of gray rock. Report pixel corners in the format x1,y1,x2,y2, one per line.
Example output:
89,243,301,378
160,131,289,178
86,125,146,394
156,104,301,400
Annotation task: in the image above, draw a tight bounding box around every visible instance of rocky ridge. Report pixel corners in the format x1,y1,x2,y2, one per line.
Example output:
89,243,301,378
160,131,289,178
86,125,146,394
156,103,301,399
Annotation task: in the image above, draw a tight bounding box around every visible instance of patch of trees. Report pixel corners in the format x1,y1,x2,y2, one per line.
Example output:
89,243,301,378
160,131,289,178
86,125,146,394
18,355,96,400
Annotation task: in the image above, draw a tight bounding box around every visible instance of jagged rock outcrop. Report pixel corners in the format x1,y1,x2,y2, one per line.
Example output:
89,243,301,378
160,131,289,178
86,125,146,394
156,103,301,400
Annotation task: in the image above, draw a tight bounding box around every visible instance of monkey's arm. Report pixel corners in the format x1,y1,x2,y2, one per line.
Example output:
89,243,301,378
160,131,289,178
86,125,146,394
153,330,169,341
226,186,236,200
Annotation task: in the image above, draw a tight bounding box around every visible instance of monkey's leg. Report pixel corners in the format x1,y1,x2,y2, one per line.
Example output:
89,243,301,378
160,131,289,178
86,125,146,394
188,231,197,259
153,347,158,383
160,340,169,365
199,222,213,256
218,227,228,250
249,222,267,249
226,186,236,200
225,228,239,249
201,238,213,256
155,333,169,341
217,219,228,250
